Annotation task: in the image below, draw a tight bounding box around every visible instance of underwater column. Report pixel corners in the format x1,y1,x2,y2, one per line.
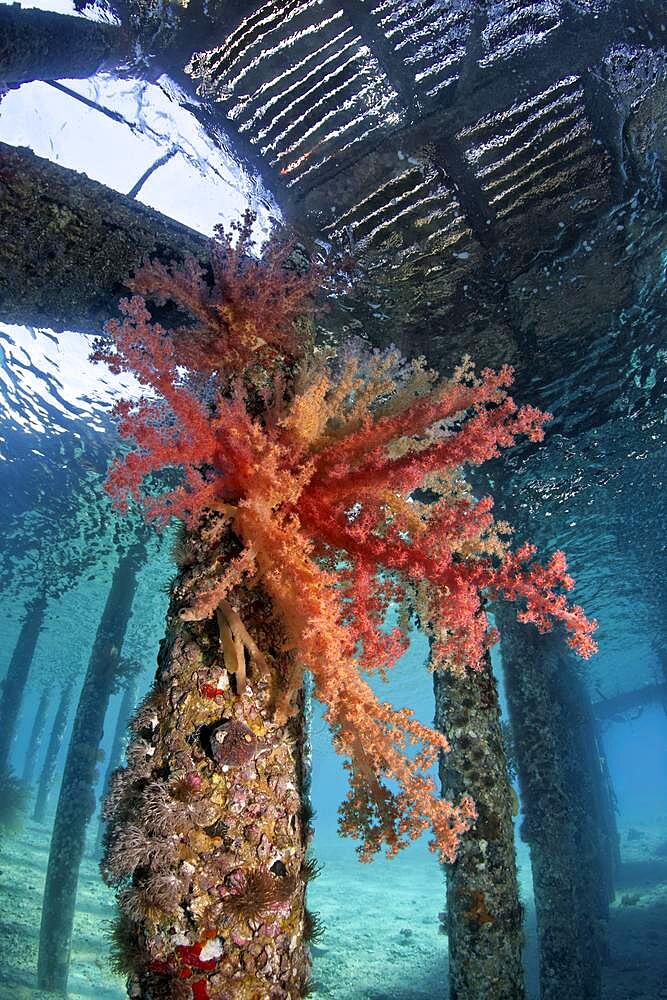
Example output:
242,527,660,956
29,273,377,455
95,669,138,855
37,540,145,992
33,679,74,825
565,661,619,914
22,685,50,785
496,604,611,1000
0,591,47,772
434,647,525,1000
101,525,312,1000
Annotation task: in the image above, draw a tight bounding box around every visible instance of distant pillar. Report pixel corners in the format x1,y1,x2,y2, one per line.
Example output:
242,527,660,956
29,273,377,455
496,606,614,1000
434,648,525,1000
22,686,50,785
0,593,47,772
33,680,74,825
571,668,620,913
37,543,144,993
95,670,138,855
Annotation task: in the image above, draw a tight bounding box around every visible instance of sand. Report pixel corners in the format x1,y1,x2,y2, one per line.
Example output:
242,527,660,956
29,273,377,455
0,820,124,999
0,820,665,999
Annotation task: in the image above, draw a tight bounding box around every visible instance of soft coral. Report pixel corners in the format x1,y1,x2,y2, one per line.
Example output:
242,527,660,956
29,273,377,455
95,228,597,862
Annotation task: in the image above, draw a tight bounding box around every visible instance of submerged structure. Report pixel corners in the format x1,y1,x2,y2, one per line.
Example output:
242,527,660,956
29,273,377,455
0,1,665,999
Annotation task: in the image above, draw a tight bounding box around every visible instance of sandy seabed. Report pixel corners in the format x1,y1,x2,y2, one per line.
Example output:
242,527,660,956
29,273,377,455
0,820,665,999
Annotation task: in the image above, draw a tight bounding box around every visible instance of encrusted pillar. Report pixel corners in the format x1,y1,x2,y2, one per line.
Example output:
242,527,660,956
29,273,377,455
102,528,313,999
496,606,611,1000
434,649,525,1000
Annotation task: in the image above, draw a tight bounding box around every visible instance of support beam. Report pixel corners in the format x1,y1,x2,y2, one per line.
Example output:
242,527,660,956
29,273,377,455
0,142,209,333
593,682,667,721
496,608,614,1000
0,5,129,85
434,651,525,1000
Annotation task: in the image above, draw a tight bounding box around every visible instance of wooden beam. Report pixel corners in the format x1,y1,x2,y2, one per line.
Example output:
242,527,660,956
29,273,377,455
593,683,667,722
0,5,129,85
0,142,209,333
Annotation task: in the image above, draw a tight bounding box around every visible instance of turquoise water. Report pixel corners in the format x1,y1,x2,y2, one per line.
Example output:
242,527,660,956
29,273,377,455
1,631,665,998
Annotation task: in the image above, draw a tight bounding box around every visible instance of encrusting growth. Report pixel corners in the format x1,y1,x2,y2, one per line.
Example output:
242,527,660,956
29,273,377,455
96,214,596,996
102,546,312,998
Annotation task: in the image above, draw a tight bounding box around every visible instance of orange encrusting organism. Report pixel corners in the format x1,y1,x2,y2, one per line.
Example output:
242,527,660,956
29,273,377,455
94,224,597,863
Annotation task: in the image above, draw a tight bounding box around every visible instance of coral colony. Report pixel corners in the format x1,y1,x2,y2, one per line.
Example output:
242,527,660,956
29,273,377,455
95,215,596,996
